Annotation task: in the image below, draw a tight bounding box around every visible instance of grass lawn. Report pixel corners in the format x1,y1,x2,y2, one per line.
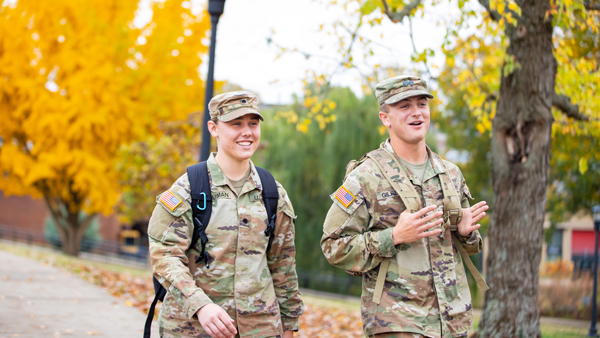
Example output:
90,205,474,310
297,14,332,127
0,241,590,337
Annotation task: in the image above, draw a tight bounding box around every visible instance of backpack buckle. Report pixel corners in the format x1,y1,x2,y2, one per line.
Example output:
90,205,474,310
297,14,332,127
447,208,462,228
196,192,207,210
264,214,276,237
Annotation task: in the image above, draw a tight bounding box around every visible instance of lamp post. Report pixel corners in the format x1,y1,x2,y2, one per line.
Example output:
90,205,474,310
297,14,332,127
588,205,600,337
200,0,226,161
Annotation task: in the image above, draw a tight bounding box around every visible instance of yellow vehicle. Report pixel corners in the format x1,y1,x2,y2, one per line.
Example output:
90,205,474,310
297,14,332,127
119,229,140,254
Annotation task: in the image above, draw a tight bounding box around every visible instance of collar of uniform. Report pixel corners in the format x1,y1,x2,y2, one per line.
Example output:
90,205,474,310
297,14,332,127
206,153,262,195
426,147,448,175
206,153,227,187
239,161,261,196
382,138,447,176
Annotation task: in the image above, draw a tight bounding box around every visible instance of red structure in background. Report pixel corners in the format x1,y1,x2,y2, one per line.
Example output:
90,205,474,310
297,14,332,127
573,230,598,255
0,191,121,242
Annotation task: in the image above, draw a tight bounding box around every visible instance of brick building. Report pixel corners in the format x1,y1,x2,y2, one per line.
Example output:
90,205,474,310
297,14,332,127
0,191,122,242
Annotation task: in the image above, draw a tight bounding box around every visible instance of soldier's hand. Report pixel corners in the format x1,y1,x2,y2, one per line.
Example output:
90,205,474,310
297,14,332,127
392,205,443,245
282,330,294,338
197,304,237,338
457,201,488,237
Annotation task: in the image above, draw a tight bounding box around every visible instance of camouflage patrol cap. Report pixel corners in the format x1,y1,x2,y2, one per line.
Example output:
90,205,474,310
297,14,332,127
209,91,264,122
375,75,434,106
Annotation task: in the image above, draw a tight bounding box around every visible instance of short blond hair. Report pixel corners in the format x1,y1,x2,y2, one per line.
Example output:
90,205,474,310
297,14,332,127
380,104,390,113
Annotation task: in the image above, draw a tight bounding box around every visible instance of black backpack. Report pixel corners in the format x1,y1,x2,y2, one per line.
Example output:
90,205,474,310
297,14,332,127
143,162,279,338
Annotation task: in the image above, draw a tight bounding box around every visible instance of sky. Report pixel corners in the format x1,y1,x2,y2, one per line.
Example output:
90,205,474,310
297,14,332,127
139,0,459,104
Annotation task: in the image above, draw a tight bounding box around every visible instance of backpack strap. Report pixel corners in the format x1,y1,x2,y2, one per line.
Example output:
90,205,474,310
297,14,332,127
366,148,421,304
144,278,167,338
145,163,213,338
256,167,279,251
343,154,369,181
187,162,213,267
365,149,421,213
439,173,463,230
452,235,489,291
366,147,488,303
439,172,489,292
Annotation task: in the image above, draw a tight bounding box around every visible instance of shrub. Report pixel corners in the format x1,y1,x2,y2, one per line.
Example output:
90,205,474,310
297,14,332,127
541,259,574,278
539,273,596,320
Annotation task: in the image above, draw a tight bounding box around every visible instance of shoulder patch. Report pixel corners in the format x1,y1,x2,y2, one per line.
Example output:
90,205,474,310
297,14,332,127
335,186,356,208
159,190,182,211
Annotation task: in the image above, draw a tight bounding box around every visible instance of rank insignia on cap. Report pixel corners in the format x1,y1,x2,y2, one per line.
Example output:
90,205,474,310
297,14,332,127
335,186,355,208
159,190,182,211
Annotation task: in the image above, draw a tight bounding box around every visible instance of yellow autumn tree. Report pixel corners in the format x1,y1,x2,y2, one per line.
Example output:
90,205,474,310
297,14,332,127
0,0,210,255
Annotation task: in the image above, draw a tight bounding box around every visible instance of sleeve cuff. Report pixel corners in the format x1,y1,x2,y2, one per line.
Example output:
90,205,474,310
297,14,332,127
281,316,300,332
456,231,478,245
183,290,214,319
378,228,398,258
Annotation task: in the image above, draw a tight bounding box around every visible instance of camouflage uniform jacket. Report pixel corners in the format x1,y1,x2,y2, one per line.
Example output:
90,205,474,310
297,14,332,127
148,154,304,337
321,140,482,338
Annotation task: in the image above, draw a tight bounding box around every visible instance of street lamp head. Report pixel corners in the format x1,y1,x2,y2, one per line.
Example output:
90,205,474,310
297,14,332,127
593,205,600,223
208,0,226,16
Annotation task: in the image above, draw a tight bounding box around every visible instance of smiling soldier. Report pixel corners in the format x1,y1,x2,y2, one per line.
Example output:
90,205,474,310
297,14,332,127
148,91,304,338
320,75,489,338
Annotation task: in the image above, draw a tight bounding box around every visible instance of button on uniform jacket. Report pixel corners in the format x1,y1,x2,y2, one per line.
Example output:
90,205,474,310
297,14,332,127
148,154,304,338
321,140,482,338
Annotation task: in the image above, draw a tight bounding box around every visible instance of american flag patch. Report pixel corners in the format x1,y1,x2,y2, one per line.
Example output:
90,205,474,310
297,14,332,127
159,190,182,211
335,186,355,208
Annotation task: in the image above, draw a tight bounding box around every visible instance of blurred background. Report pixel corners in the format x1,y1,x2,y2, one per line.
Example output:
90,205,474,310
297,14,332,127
1,0,599,336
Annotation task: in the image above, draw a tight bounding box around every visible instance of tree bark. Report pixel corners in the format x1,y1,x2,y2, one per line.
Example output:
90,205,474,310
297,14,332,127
478,0,554,336
42,194,96,256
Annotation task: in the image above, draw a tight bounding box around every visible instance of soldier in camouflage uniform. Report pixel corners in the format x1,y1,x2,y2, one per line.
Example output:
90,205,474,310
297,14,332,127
149,91,304,338
321,75,489,338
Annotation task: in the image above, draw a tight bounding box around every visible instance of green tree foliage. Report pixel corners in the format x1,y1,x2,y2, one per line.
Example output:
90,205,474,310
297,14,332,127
254,86,386,292
547,133,600,226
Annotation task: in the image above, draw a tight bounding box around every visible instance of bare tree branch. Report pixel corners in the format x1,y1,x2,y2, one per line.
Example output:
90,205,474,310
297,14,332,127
553,93,589,121
381,0,422,23
476,0,502,21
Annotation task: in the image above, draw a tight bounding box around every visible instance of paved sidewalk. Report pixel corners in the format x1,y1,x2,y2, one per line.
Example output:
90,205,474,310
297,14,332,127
0,250,159,338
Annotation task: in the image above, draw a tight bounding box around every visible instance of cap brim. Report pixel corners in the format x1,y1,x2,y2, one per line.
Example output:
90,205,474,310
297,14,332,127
218,107,264,122
384,90,434,105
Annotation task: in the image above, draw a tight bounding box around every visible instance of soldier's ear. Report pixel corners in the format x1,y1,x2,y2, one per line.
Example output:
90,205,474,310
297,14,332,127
208,120,218,138
379,111,391,127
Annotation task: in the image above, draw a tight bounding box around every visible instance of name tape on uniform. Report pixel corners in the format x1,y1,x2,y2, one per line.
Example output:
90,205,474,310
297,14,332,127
335,186,355,208
160,190,182,211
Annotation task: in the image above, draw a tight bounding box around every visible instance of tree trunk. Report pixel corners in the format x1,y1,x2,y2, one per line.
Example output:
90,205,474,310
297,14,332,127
478,0,555,336
42,195,96,256
62,212,95,256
